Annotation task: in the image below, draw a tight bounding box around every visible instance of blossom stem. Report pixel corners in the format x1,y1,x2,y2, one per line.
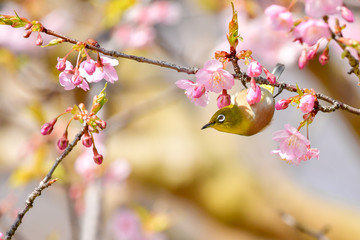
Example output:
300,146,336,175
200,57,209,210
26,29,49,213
5,126,87,240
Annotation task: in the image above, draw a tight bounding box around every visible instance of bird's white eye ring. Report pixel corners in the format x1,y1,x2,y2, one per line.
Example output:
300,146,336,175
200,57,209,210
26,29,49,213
217,114,225,123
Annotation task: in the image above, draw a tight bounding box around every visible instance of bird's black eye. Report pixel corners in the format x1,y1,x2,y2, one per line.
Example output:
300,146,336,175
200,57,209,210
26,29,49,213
217,114,225,123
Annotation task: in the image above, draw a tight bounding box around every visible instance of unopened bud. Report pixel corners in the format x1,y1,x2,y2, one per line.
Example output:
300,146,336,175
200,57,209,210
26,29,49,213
217,90,231,109
93,147,103,165
275,99,290,110
36,32,43,46
82,131,93,148
40,118,57,135
298,49,308,69
57,132,69,150
24,23,33,30
319,48,329,66
263,68,276,84
340,6,354,23
23,31,32,38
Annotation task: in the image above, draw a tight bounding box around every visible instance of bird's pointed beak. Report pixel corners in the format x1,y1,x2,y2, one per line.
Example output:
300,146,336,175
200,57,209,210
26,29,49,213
201,122,215,130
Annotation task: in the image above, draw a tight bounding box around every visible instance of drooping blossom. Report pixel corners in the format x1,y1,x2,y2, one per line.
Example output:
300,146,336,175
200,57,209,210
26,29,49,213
217,90,231,109
246,78,261,105
300,145,320,161
59,61,90,91
175,79,209,107
272,124,319,165
80,57,119,83
264,4,293,32
299,94,315,113
195,59,234,93
304,0,342,18
247,61,262,77
275,99,290,110
81,58,96,75
56,57,67,71
293,19,330,46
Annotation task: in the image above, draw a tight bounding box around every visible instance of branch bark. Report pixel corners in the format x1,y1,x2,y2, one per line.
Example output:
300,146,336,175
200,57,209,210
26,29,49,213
5,126,87,240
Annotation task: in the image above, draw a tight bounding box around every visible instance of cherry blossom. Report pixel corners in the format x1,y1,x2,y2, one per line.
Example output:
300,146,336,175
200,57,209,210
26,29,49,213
59,61,90,91
293,19,330,46
304,0,342,18
175,80,209,107
195,59,234,93
272,124,319,165
299,94,315,113
246,61,262,77
264,4,293,32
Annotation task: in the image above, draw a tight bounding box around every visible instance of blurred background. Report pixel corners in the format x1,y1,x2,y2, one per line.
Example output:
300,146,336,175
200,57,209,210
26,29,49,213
1,0,360,239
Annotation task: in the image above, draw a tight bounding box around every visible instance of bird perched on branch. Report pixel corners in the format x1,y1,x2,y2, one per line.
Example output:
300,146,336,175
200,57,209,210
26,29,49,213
201,64,285,136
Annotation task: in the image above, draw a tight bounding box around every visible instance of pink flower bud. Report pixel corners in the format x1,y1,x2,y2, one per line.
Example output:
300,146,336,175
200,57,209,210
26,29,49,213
96,120,107,130
23,31,32,38
247,61,262,77
24,23,33,30
246,78,261,105
40,119,57,135
0,231,4,240
319,48,329,66
36,32,43,46
94,154,103,165
192,84,206,98
298,49,308,69
340,6,354,23
57,133,69,150
82,132,93,148
299,94,315,113
263,68,276,84
217,90,231,109
275,99,290,110
306,42,320,60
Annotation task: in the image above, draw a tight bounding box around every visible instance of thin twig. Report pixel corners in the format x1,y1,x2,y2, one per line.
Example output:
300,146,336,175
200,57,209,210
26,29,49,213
40,26,360,116
5,126,87,240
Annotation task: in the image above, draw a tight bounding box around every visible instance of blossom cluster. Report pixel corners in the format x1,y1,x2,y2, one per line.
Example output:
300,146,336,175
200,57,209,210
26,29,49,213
40,85,108,164
175,59,234,108
265,0,354,69
57,50,119,91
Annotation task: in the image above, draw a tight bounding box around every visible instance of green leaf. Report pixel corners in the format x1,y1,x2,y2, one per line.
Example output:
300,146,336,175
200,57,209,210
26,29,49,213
296,83,303,96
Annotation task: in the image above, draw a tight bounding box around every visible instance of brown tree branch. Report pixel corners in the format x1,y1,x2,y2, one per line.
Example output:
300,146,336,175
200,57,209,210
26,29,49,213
4,126,87,240
40,25,360,116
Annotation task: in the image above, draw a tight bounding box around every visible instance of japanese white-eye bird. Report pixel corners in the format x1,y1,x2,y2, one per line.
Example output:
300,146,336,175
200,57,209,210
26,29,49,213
201,64,285,136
